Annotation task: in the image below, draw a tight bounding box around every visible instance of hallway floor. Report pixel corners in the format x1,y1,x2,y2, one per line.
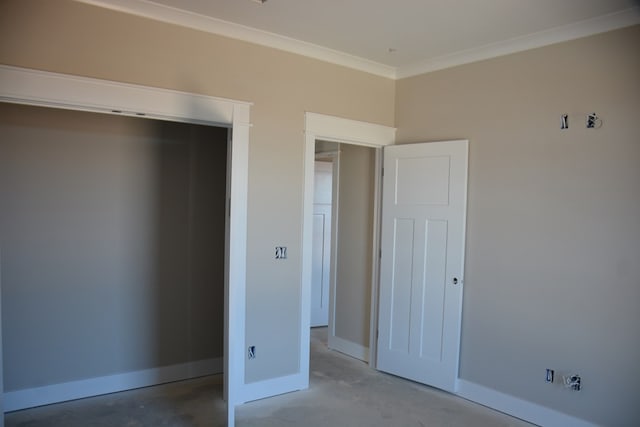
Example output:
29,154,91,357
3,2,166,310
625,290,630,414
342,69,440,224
6,328,533,426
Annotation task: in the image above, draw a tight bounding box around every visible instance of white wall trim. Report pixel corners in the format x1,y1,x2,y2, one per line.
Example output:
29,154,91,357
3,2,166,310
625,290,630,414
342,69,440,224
368,148,383,368
328,336,370,363
4,358,222,412
0,65,251,126
226,114,251,426
75,1,638,80
327,152,341,363
397,7,640,79
305,113,396,148
456,379,599,427
239,373,306,404
0,65,250,426
76,0,395,79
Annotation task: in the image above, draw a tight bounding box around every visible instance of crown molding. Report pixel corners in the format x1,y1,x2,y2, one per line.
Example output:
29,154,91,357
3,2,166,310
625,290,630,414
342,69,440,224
396,7,640,79
75,0,396,79
76,1,639,81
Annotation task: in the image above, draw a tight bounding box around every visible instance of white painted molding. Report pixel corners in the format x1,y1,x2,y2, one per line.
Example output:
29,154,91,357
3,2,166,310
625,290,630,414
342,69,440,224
328,336,370,363
0,65,251,127
397,7,640,79
240,373,306,404
456,380,599,427
226,117,250,414
305,113,396,147
76,0,396,79
76,1,638,80
4,358,222,412
367,148,383,369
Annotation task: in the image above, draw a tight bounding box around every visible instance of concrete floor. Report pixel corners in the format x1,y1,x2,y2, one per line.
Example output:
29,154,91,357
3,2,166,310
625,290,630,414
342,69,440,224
6,328,533,426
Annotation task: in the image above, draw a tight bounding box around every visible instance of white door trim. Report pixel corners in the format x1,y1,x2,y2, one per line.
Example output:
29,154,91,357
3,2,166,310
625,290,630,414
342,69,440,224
327,152,341,354
302,112,395,378
0,65,250,426
368,148,383,368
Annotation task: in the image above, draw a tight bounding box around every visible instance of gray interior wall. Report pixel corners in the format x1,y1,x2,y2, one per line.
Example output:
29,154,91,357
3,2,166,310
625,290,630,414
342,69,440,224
395,25,640,426
0,103,227,391
333,144,375,348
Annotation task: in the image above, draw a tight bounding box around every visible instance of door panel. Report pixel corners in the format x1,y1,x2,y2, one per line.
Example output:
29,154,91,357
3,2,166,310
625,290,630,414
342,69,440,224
378,140,468,392
311,161,332,327
421,219,447,362
396,156,450,205
311,207,331,326
389,218,414,353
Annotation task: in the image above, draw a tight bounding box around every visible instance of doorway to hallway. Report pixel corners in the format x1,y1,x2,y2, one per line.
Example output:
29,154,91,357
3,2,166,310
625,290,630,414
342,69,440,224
311,140,377,363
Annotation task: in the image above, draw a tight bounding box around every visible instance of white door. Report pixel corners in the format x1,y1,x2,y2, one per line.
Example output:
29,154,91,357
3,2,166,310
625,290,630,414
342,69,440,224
377,140,468,392
311,161,333,327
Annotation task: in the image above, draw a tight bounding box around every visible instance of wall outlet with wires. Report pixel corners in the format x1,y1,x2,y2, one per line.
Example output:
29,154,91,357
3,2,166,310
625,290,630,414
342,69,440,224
563,374,581,391
546,369,554,383
545,369,582,391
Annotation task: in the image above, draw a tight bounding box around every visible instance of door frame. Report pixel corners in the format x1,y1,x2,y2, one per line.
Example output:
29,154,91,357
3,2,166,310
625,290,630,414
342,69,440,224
301,113,395,377
325,145,379,362
0,65,251,426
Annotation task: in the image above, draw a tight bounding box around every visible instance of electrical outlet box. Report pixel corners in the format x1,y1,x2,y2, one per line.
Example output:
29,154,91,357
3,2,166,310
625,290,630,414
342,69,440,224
546,369,554,383
586,113,600,129
568,375,581,391
562,374,581,391
275,246,287,259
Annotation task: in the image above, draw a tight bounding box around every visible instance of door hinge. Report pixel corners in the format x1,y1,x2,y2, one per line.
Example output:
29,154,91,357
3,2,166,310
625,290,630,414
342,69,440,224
379,248,382,259
381,167,384,177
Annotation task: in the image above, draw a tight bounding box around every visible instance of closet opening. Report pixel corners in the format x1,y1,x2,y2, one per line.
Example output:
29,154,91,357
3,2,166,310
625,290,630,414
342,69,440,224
0,103,228,411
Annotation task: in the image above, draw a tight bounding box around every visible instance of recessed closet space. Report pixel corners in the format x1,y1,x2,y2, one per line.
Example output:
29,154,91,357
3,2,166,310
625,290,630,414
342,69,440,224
0,102,227,410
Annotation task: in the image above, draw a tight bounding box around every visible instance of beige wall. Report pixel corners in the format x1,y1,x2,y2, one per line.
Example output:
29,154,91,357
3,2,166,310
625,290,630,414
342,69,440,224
0,103,227,390
0,0,395,384
333,144,375,349
3,1,636,424
396,25,640,426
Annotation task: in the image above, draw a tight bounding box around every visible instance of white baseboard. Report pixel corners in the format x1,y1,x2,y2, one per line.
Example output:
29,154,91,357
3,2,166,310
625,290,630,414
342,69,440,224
240,373,307,404
456,379,598,427
328,335,369,363
4,357,222,412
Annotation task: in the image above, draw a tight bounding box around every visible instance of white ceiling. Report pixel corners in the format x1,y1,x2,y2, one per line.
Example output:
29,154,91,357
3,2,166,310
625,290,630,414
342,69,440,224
81,0,640,78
